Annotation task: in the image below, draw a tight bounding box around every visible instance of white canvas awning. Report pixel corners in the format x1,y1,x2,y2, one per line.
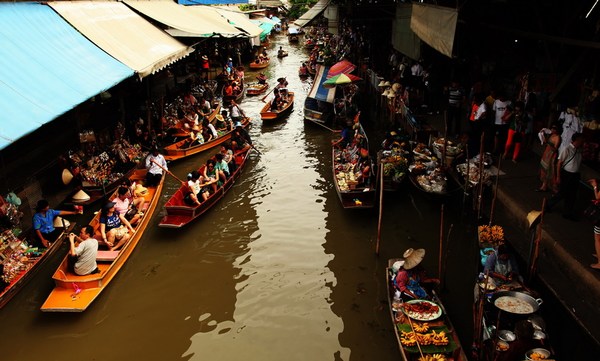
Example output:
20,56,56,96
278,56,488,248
124,0,243,38
294,0,330,28
410,3,457,58
49,1,193,78
213,8,263,38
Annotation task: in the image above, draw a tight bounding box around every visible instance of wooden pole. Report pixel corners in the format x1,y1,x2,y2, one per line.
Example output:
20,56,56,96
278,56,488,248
476,131,485,218
489,155,502,226
151,160,185,184
529,198,546,282
376,165,385,255
438,204,444,279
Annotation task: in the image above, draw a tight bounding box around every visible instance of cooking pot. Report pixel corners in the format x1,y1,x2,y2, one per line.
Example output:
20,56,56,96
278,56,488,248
489,291,543,315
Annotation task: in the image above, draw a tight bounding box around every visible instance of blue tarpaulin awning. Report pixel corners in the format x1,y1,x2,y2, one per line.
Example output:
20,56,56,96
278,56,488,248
0,3,134,150
251,19,274,41
308,65,335,103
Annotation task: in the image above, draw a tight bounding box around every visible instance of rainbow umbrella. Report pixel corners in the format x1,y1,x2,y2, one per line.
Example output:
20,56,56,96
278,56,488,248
326,59,356,78
323,73,362,88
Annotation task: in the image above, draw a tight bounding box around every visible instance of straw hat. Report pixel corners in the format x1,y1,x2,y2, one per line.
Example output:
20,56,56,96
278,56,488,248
192,125,201,132
378,80,387,87
383,81,391,87
403,248,425,270
215,114,224,122
61,169,74,185
392,83,401,92
386,90,396,98
382,89,391,97
135,184,149,197
527,210,542,229
72,189,90,202
53,216,70,228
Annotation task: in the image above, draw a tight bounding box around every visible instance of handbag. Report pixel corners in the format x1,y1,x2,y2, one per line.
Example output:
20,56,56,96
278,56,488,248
583,200,600,223
125,205,138,220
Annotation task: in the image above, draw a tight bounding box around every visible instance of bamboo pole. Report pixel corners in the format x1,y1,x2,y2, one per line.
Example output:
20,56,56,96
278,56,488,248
438,204,444,279
529,198,546,282
476,132,486,218
375,165,385,255
151,160,185,184
489,155,502,226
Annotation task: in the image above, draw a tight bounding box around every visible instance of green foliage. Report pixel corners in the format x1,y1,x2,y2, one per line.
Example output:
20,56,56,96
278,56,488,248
238,4,256,12
288,0,319,20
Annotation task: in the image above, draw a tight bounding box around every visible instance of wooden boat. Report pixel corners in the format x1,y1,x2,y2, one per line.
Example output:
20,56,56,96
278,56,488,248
222,80,244,104
260,92,295,122
158,148,252,228
246,83,269,96
0,222,75,309
332,122,376,209
249,59,270,69
386,259,468,361
168,102,222,138
163,117,251,162
304,65,335,125
377,149,408,192
40,169,164,312
288,35,299,43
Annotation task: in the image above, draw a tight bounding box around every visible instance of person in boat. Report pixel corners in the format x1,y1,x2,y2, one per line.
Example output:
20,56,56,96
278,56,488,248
271,88,283,111
220,143,237,173
278,46,286,57
68,225,99,276
224,81,234,97
121,178,146,215
32,199,80,248
215,111,231,131
356,148,372,187
183,109,199,131
299,63,308,76
226,57,234,72
235,67,245,81
332,121,354,149
182,90,197,108
202,159,219,194
214,153,230,183
257,73,267,85
261,47,268,58
145,147,167,187
483,244,523,284
113,186,144,226
99,201,135,251
232,80,241,96
188,125,204,147
254,56,262,65
392,248,439,300
198,95,212,117
184,171,210,206
231,122,252,153
229,100,246,124
203,117,218,142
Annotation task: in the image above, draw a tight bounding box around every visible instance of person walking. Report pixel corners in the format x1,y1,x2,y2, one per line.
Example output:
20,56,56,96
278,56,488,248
546,132,585,221
503,101,530,162
445,80,465,136
537,123,561,193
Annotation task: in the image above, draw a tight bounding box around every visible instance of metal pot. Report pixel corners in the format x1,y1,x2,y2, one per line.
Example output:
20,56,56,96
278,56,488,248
490,291,543,315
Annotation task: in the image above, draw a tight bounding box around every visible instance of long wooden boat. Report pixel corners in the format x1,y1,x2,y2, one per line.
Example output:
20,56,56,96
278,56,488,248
222,80,244,104
158,148,252,228
304,65,335,125
260,92,295,122
40,169,164,312
249,59,270,69
169,102,222,138
332,123,377,209
163,117,251,162
386,259,468,361
0,222,75,309
246,83,269,96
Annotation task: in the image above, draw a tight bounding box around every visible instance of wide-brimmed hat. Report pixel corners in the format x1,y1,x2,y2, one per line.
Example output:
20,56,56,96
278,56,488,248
71,190,90,202
202,55,208,60
527,210,542,229
378,80,387,87
192,125,201,132
62,168,74,185
383,81,392,87
215,114,224,122
403,248,425,270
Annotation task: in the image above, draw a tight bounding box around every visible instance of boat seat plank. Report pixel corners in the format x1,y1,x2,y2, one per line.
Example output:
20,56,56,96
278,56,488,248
96,250,119,262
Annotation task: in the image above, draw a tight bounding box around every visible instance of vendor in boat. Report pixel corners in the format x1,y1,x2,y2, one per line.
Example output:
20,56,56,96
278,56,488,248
483,244,523,284
357,148,372,187
68,225,99,276
231,122,252,153
99,201,135,251
257,73,267,85
33,199,80,248
299,63,309,76
392,248,440,300
145,147,167,187
184,171,210,206
332,121,354,149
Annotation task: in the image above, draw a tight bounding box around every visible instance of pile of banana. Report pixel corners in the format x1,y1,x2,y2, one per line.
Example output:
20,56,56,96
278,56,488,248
418,354,447,361
399,329,449,347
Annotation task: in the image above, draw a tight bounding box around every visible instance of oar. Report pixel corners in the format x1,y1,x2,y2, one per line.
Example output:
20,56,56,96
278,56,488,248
249,143,262,155
261,86,276,102
151,160,185,184
310,120,339,132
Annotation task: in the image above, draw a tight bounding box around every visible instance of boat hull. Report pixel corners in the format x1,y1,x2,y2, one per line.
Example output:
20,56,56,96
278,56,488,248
246,83,268,96
260,92,294,121
40,169,164,312
249,60,270,69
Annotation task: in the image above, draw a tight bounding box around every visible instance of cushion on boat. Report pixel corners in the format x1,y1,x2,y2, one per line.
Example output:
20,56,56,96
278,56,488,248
96,250,119,262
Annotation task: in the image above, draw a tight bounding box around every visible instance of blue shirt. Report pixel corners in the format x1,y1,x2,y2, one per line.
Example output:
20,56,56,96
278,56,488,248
100,211,122,232
33,209,61,234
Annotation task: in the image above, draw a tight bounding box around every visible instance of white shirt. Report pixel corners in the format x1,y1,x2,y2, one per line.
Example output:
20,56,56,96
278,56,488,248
146,153,167,175
558,111,583,154
475,102,487,120
188,179,201,194
207,123,218,138
558,143,582,173
493,99,512,125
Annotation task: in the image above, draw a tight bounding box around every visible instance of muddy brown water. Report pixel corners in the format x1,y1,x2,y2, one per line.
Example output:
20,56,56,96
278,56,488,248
0,34,527,361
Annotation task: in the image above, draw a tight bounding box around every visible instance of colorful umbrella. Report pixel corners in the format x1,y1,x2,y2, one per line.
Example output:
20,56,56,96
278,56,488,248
323,73,362,88
326,59,356,78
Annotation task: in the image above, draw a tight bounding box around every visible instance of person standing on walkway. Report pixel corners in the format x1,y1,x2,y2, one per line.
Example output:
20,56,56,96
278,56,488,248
547,132,584,220
503,101,530,162
492,92,512,155
588,178,600,270
445,80,465,136
558,107,583,155
537,123,561,193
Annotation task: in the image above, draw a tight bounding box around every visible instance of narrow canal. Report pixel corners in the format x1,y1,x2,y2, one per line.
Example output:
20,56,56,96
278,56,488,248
0,33,592,361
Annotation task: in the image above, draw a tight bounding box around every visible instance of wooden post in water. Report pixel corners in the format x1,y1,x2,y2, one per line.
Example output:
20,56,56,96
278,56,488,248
489,155,502,226
375,165,384,255
438,204,444,280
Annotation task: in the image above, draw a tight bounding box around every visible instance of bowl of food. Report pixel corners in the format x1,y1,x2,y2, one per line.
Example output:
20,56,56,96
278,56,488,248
526,348,551,360
496,340,509,352
497,329,516,342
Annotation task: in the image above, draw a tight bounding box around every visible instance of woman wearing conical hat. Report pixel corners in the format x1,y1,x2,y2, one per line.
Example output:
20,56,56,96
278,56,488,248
391,248,439,300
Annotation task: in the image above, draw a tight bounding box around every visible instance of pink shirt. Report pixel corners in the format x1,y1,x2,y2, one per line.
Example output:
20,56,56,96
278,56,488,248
114,197,130,215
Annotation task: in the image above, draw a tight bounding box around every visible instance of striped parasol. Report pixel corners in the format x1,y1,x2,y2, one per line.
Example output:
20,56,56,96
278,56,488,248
323,73,362,88
326,59,356,78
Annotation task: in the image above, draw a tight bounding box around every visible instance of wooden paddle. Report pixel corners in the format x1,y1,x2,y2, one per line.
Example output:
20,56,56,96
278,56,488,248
151,160,185,184
260,86,276,102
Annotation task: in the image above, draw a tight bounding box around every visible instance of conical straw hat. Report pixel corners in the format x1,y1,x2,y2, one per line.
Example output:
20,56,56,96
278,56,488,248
53,216,70,228
378,80,387,87
61,169,74,185
403,248,425,270
527,210,542,229
72,189,90,202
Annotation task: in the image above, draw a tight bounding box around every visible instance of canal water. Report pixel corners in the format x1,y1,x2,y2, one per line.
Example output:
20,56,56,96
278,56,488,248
0,34,492,360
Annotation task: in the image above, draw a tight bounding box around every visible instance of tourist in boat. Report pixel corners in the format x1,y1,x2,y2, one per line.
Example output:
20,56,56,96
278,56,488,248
224,81,234,97
202,159,219,194
184,171,209,206
32,199,80,248
483,244,522,284
214,153,230,182
99,201,134,251
112,187,143,226
215,111,231,131
145,147,167,187
231,122,252,152
188,125,204,147
121,178,146,215
392,248,439,300
183,109,199,131
257,73,267,85
198,95,212,117
68,225,99,276
202,117,218,142
220,143,236,173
